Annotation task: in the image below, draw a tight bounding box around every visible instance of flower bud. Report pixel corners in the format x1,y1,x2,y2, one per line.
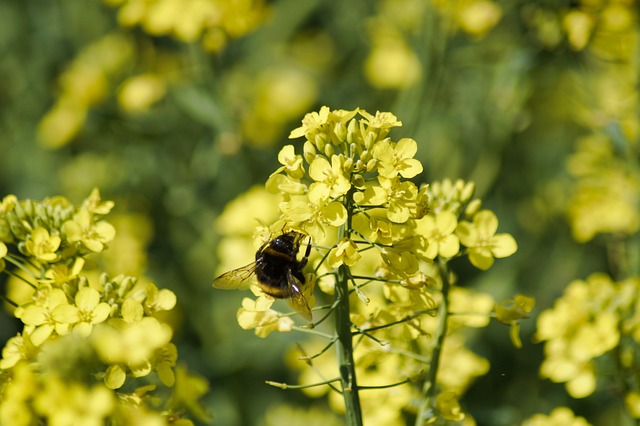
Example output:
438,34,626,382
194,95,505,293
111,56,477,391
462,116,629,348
465,199,482,217
460,181,476,203
314,134,326,152
364,131,377,150
334,121,347,143
360,149,371,164
352,173,365,188
303,141,316,164
346,118,358,144
324,143,335,158
343,157,354,174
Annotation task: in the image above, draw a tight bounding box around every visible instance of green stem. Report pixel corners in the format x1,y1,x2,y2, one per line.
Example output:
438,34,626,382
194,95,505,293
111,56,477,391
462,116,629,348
335,185,363,426
335,263,363,425
414,258,451,426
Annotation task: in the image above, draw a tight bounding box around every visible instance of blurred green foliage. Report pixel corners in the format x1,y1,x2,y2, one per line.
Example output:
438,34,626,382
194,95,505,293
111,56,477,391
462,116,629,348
1,0,638,425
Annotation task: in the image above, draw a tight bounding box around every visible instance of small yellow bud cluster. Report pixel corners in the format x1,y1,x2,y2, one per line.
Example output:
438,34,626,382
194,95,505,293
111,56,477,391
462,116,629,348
0,190,208,425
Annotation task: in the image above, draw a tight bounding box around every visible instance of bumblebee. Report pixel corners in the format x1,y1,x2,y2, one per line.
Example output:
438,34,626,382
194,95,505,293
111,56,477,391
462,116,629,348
212,231,312,320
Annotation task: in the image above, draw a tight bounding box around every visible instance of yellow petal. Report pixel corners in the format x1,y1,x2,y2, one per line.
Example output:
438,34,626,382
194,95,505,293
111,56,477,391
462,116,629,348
92,303,111,324
76,287,100,310
52,304,80,324
474,210,498,237
105,364,127,389
30,324,54,346
469,248,494,270
491,233,518,258
122,298,144,323
439,234,460,258
456,221,478,247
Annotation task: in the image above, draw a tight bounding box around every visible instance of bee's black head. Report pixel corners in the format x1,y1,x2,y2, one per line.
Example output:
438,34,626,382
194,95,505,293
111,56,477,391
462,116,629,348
269,232,298,253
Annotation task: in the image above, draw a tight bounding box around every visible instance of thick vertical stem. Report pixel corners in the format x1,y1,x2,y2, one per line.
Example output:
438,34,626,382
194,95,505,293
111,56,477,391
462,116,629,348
334,185,363,425
415,258,451,426
335,263,363,425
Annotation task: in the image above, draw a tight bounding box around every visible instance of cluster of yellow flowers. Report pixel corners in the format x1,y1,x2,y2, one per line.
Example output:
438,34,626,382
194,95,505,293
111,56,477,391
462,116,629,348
0,190,208,425
104,0,267,52
522,0,637,54
216,106,524,424
37,33,136,149
535,273,640,415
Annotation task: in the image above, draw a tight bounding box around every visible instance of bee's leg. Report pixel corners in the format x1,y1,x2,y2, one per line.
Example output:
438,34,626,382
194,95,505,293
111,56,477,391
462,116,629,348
299,237,312,269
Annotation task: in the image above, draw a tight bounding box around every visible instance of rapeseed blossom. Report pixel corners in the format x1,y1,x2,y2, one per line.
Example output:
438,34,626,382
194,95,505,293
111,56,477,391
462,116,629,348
214,107,520,424
0,190,208,424
536,274,638,399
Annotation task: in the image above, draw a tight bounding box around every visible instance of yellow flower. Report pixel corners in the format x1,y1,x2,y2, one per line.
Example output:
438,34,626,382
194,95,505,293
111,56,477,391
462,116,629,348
240,298,294,333
289,105,331,140
0,335,36,370
25,227,61,263
280,193,347,242
448,287,493,329
237,296,295,338
356,177,419,224
73,287,111,337
457,0,503,38
33,378,115,426
93,317,173,388
326,238,361,269
536,274,623,398
274,145,305,180
456,210,517,270
626,391,640,419
15,288,78,346
0,362,36,426
63,209,116,252
437,333,490,394
308,155,351,198
44,258,85,284
522,406,592,426
415,211,460,259
372,138,423,179
0,241,6,271
117,73,166,113
495,294,535,348
154,343,178,387
169,364,211,423
358,110,402,133
435,391,465,422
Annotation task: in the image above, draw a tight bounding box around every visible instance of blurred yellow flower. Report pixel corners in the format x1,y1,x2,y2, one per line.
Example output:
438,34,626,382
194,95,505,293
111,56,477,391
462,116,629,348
33,378,115,426
456,0,503,37
448,287,493,329
536,273,627,398
522,406,591,426
563,10,593,50
117,74,167,113
364,37,421,89
435,391,465,422
237,296,295,337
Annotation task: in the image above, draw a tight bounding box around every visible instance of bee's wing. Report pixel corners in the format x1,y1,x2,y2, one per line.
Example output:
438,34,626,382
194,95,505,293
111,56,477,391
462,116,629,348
286,269,312,321
212,262,258,290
